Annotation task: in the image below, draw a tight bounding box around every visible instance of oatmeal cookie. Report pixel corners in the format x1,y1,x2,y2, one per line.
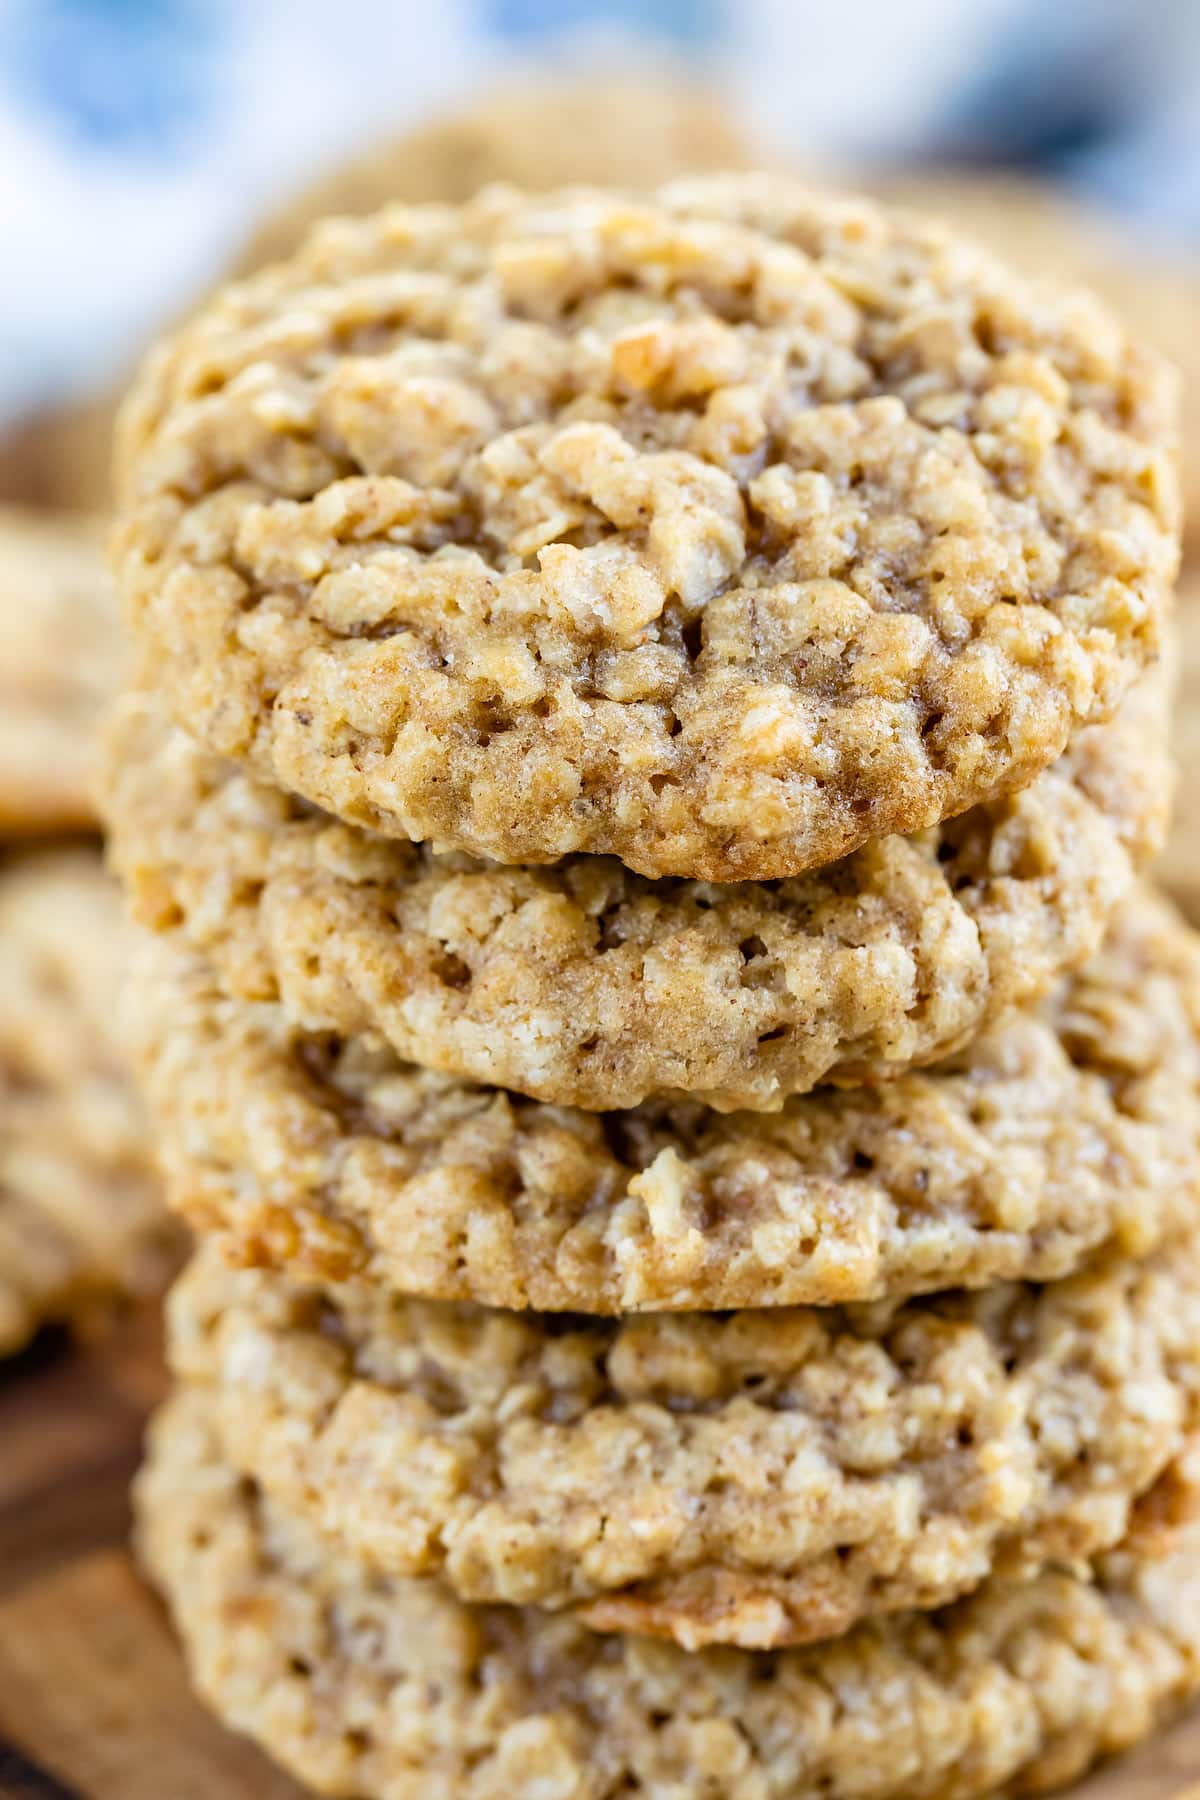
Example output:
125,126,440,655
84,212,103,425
0,852,174,1355
170,1236,1200,1650
137,1389,1200,1800
102,671,1168,1110
0,509,120,835
114,175,1180,880
128,889,1200,1312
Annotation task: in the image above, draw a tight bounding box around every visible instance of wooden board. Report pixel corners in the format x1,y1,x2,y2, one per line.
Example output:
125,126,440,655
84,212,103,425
0,1307,302,1800
0,1307,1198,1800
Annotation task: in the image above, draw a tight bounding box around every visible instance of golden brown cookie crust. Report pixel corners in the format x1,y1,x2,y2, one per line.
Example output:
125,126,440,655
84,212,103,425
114,175,1180,880
102,670,1168,1110
127,889,1200,1312
0,509,119,835
137,1389,1200,1800
0,851,174,1355
169,1235,1200,1650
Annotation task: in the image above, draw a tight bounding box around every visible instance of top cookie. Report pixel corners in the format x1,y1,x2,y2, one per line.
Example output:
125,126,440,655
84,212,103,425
114,176,1180,880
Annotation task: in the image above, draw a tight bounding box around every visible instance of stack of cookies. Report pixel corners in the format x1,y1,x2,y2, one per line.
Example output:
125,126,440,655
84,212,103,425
103,175,1200,1797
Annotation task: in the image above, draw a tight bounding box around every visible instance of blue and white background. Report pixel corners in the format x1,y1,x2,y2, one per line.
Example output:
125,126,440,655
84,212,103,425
1,0,1198,430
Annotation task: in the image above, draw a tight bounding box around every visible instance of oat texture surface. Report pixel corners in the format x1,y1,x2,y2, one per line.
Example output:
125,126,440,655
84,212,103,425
103,672,1167,1110
169,1235,1200,1649
137,1389,1200,1800
114,176,1180,879
128,890,1200,1312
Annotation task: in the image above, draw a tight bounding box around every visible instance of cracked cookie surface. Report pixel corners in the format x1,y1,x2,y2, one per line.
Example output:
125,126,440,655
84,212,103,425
127,889,1200,1312
137,1388,1200,1800
114,175,1180,880
103,672,1168,1110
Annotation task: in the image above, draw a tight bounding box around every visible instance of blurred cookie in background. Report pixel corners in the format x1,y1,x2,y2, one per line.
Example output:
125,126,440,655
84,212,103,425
0,511,174,1358
0,850,177,1359
232,72,757,273
0,395,116,515
871,168,1200,541
0,508,120,835
1159,574,1200,923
